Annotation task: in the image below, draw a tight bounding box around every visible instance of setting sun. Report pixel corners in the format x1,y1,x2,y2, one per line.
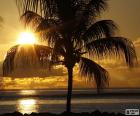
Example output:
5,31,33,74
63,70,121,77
17,32,37,45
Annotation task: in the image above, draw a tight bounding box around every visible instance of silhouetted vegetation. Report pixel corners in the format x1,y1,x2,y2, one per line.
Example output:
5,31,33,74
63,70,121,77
15,0,137,112
0,111,126,116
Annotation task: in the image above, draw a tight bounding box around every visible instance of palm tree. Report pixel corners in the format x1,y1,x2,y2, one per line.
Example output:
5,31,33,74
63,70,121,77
16,0,137,112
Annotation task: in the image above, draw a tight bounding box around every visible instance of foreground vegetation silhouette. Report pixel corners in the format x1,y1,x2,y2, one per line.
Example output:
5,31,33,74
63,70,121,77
15,0,137,112
0,111,126,116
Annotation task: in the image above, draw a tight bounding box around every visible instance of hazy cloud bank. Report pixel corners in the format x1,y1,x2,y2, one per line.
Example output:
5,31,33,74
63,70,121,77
134,38,140,47
0,16,3,28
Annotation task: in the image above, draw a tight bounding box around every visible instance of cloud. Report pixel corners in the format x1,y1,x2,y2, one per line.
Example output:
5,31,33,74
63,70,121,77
1,65,66,78
2,67,140,89
108,67,140,88
0,16,3,22
0,16,4,27
134,38,140,47
0,61,2,76
1,58,140,89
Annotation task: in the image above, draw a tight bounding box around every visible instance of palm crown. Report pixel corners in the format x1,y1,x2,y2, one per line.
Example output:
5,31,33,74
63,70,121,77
16,0,137,112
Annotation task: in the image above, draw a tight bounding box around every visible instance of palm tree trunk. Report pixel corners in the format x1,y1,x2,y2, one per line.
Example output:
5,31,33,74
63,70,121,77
66,67,73,112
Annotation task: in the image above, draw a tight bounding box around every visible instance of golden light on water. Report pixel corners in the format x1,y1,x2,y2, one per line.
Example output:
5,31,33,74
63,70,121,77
17,32,38,45
20,90,36,95
18,99,38,114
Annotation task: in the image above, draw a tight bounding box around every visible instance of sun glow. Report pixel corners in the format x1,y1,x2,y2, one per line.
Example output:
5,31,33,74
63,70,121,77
17,32,37,45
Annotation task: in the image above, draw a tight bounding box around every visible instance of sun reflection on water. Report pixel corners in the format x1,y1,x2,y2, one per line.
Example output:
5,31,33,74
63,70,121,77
17,99,38,114
19,90,36,95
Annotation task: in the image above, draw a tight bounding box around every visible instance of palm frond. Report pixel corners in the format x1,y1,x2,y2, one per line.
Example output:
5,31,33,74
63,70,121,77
53,39,66,56
21,11,60,46
86,37,137,67
36,18,58,32
90,0,108,14
80,0,108,22
21,11,42,27
72,22,87,49
39,30,61,48
35,18,59,45
50,39,66,66
82,20,118,43
16,0,58,18
79,57,109,91
16,0,39,15
55,0,74,21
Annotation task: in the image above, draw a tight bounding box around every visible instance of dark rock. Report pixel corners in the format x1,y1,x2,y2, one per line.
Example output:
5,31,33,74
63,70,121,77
0,111,125,116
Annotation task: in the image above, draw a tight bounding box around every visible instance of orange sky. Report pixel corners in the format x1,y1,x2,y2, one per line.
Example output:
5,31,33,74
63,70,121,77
0,0,140,61
0,0,140,89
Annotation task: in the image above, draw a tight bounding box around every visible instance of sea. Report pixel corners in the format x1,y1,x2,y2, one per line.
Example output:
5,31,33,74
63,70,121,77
0,89,140,114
